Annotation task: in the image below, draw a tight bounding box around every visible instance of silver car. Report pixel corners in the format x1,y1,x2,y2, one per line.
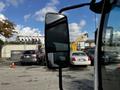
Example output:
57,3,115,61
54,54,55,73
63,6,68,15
20,50,37,64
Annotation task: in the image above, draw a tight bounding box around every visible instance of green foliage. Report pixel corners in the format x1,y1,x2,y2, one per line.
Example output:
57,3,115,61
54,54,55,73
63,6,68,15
0,39,4,45
0,20,16,38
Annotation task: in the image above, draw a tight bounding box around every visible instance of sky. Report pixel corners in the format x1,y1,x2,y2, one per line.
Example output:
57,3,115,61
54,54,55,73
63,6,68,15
0,0,100,42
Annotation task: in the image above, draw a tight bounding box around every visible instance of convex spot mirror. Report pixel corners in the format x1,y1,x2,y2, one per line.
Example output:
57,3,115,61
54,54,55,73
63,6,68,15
45,13,70,66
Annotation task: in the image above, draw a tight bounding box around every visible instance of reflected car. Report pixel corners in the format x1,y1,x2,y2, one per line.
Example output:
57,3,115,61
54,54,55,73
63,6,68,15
20,50,37,64
70,51,91,66
84,48,95,65
102,51,119,64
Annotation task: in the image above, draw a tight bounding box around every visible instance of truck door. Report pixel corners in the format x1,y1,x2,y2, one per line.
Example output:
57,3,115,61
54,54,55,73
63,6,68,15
99,2,120,90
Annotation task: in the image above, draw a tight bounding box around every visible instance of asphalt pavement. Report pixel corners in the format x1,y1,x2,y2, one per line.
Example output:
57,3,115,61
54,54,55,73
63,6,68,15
0,59,94,90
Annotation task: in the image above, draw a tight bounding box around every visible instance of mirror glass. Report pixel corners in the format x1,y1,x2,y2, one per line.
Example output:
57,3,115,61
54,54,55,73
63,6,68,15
45,13,70,52
46,13,65,24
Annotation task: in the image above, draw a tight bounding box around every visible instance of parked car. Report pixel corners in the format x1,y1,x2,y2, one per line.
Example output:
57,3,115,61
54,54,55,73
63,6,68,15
20,50,37,64
84,47,95,65
70,51,91,66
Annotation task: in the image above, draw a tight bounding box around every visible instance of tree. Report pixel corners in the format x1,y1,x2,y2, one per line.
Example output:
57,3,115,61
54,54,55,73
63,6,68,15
0,19,16,38
0,19,15,58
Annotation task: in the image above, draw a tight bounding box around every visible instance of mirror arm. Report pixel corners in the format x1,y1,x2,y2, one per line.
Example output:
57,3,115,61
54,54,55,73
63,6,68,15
59,3,90,13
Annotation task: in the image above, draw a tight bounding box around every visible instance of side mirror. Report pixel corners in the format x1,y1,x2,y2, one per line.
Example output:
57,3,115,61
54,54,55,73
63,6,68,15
45,13,70,66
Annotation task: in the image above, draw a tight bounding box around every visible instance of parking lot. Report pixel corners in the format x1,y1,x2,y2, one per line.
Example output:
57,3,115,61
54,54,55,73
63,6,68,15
0,60,94,90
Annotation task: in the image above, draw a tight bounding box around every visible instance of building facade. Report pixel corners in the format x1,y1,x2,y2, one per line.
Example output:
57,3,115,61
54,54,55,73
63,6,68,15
16,36,44,44
0,36,45,59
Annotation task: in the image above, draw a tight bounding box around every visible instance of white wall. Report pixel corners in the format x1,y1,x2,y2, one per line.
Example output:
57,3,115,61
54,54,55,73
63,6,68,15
1,44,38,58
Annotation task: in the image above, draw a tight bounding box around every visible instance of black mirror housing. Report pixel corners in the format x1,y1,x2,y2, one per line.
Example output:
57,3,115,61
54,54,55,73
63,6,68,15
45,13,70,66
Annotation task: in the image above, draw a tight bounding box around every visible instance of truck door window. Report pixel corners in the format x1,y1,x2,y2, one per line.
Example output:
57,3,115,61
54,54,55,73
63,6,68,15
101,6,120,90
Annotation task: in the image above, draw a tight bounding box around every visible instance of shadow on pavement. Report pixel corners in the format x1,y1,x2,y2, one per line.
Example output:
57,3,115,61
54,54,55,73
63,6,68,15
64,79,93,90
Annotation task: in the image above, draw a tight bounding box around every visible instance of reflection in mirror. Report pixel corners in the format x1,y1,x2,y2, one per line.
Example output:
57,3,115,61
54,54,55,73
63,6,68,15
101,6,120,90
45,13,70,67
46,23,69,52
54,52,69,66
103,27,113,46
45,13,69,52
45,13,65,24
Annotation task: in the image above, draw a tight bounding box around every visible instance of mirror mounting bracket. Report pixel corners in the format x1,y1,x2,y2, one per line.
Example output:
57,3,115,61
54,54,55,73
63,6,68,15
59,3,90,13
59,0,115,14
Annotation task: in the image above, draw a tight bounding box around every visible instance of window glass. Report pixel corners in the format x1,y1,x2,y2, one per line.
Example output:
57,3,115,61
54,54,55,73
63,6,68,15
72,52,86,56
46,23,69,52
101,6,120,90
